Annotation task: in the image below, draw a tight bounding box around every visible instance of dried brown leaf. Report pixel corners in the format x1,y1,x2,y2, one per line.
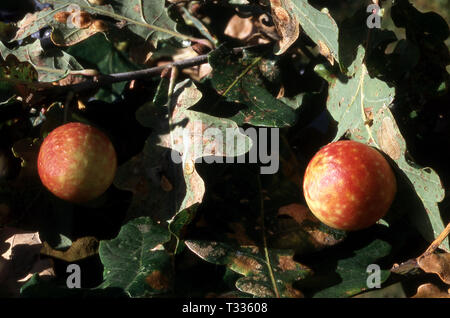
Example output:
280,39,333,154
0,227,54,297
40,236,99,262
412,283,450,298
418,252,450,284
224,15,255,41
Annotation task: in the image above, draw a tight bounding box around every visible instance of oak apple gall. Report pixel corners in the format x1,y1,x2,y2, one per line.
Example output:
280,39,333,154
37,122,117,203
303,140,397,231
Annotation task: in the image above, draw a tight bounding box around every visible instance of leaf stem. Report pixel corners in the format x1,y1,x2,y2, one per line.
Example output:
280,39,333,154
257,174,280,298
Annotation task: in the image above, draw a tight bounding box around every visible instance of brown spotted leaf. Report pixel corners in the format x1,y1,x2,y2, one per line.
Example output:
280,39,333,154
40,0,184,46
317,45,447,251
12,7,59,42
98,217,173,297
418,253,450,284
0,40,83,82
270,0,339,62
185,240,312,297
12,5,109,46
269,0,300,55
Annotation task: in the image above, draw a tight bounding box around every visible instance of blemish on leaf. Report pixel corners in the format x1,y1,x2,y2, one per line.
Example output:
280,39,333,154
232,255,262,275
278,255,297,271
270,0,300,54
237,278,275,297
377,116,401,160
317,40,334,65
271,0,282,7
54,11,71,24
145,270,171,291
184,160,195,175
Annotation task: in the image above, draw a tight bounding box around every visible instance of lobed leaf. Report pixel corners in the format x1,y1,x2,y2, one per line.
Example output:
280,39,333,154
308,239,392,298
39,0,185,46
185,240,312,297
114,79,252,227
0,40,82,82
208,47,297,128
98,217,173,297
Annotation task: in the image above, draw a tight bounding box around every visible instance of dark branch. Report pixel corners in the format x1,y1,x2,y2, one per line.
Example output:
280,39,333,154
45,46,255,96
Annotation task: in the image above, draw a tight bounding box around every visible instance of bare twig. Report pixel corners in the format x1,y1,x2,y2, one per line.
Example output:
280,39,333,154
391,222,450,275
43,46,258,97
420,222,450,258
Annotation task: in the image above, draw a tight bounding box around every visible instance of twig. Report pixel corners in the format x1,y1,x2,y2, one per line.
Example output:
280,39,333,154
43,46,256,97
391,222,450,274
420,222,450,258
51,54,208,95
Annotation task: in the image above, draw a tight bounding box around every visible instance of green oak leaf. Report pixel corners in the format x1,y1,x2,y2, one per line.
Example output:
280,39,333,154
305,239,392,298
208,47,297,128
66,33,139,102
98,217,173,297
